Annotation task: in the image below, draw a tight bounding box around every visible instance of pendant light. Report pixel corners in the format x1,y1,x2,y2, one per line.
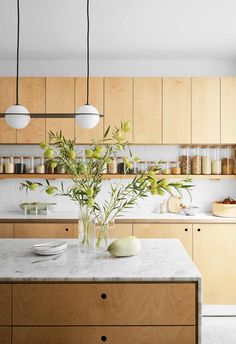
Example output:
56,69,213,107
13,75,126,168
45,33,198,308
75,0,100,129
5,0,30,129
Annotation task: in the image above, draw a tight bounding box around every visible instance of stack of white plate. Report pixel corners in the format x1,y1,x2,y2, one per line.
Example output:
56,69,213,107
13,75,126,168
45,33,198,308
33,242,67,256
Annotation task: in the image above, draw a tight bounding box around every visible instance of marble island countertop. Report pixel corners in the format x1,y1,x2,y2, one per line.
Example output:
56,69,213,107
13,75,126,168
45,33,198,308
0,210,235,223
0,239,201,282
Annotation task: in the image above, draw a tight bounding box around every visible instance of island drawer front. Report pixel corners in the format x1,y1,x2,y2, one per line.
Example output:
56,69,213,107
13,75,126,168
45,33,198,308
13,223,75,238
13,283,196,326
12,326,196,344
0,284,11,325
0,327,11,344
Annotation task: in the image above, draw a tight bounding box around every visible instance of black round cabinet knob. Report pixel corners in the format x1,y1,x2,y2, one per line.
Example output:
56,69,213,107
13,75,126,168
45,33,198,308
101,293,107,299
101,335,107,342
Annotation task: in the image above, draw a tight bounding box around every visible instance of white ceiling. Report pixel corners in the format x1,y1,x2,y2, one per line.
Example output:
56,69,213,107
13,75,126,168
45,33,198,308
0,0,236,61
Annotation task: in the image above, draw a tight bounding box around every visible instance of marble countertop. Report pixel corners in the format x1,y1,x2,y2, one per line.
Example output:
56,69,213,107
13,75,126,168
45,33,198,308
0,239,201,282
0,210,235,223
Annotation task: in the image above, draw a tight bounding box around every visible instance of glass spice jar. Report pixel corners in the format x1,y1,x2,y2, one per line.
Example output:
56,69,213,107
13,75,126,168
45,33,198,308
191,146,201,175
180,146,191,174
35,157,45,174
0,157,4,173
4,157,14,174
211,147,222,175
222,146,233,175
117,157,125,174
171,161,181,175
25,156,35,174
201,147,211,175
107,157,117,174
162,161,171,175
14,156,26,174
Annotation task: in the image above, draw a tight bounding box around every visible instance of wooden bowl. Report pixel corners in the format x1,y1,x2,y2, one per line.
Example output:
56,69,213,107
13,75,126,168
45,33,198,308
212,201,236,217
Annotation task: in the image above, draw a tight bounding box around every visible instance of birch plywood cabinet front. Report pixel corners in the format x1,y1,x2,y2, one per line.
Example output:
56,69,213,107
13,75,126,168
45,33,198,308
104,77,133,142
17,77,46,144
13,223,77,239
133,77,162,144
193,223,236,304
221,77,236,144
0,77,16,143
163,77,191,144
133,223,193,257
75,77,104,144
192,77,221,144
12,283,196,344
46,77,75,140
0,223,13,238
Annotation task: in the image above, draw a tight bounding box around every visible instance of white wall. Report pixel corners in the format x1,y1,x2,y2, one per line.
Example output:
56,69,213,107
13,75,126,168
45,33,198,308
1,59,236,76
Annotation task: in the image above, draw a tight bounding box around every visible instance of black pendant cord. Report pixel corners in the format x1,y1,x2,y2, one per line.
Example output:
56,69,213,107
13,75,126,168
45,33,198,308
16,0,20,105
86,0,90,105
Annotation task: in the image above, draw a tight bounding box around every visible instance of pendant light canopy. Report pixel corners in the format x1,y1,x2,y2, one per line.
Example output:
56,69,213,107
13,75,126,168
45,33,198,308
5,0,30,129
76,0,100,129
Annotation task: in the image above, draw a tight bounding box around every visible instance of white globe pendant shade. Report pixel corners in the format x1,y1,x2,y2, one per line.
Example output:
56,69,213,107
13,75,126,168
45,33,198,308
5,105,30,129
76,104,100,129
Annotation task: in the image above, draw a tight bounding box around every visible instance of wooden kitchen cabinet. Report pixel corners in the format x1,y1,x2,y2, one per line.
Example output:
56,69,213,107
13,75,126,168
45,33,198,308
13,325,195,344
133,224,192,257
0,327,11,344
221,77,236,143
46,77,75,140
108,223,132,238
75,77,104,143
163,78,191,144
17,77,46,143
0,223,13,238
133,78,162,144
0,77,16,143
192,77,220,144
13,223,77,238
193,224,236,304
104,78,133,142
0,284,11,325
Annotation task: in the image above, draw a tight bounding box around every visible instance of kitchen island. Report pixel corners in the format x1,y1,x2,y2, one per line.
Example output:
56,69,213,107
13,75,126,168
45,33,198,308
0,239,201,344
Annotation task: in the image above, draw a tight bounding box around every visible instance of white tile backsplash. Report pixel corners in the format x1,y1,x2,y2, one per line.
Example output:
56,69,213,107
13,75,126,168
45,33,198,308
0,145,236,213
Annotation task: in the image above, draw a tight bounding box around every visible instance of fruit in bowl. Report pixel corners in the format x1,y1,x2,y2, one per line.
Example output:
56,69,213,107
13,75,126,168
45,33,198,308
212,197,236,217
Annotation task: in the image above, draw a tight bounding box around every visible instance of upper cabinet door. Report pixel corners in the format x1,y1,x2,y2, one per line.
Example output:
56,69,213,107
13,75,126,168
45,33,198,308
0,77,17,143
163,78,191,144
133,78,162,144
221,77,236,144
75,77,104,144
104,78,133,142
192,77,220,144
17,77,46,144
46,77,75,140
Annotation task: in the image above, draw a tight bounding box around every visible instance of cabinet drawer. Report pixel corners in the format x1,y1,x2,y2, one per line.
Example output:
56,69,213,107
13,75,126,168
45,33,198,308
0,285,11,325
14,223,75,238
13,326,196,344
0,223,13,238
0,327,11,344
13,283,196,326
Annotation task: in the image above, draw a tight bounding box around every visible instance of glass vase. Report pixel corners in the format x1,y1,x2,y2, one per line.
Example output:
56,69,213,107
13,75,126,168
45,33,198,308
79,206,95,248
95,220,114,250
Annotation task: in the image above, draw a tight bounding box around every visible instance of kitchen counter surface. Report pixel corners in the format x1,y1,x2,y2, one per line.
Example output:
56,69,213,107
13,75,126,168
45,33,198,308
0,238,201,282
0,211,236,223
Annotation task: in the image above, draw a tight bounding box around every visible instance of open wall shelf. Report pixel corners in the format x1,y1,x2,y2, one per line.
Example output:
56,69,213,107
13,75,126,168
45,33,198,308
0,174,235,180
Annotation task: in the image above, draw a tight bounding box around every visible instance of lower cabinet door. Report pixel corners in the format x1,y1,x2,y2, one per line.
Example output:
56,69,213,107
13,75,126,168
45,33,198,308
133,224,193,257
13,326,196,344
0,327,11,344
13,223,75,238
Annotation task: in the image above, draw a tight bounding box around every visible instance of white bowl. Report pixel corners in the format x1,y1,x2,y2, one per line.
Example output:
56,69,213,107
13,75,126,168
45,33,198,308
182,206,199,216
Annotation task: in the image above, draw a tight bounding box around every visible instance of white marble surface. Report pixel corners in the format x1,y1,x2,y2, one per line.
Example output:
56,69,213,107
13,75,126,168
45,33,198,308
0,210,235,223
0,238,201,282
